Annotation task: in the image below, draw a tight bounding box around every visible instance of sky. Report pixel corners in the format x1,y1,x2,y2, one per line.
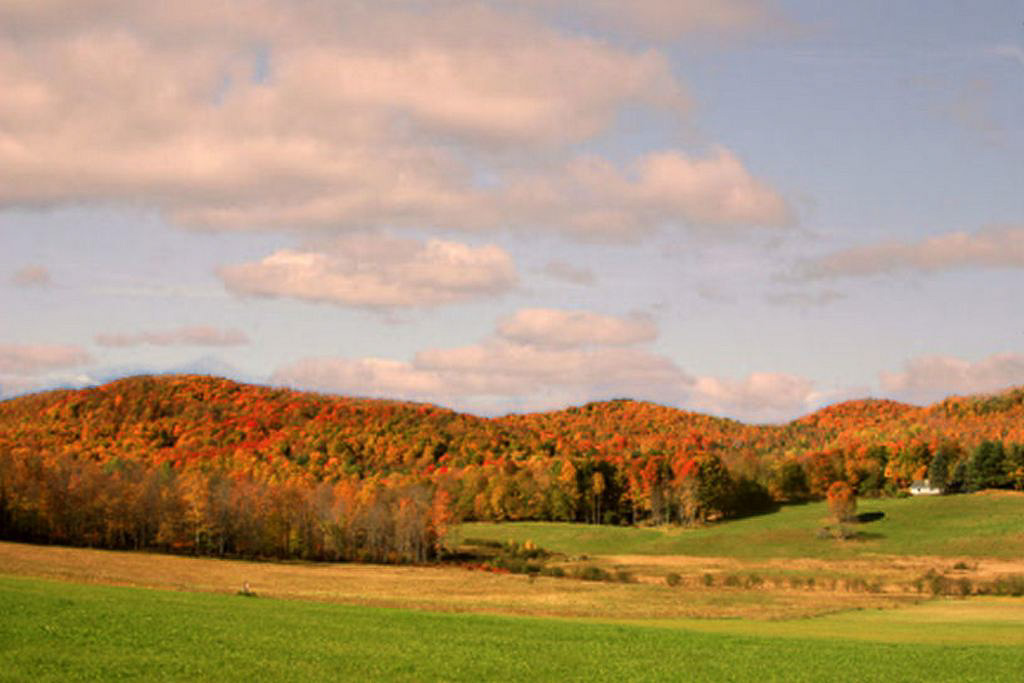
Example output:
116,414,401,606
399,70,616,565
2,0,1023,423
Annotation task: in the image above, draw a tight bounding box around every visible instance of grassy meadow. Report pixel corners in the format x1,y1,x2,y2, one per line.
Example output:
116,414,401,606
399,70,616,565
2,575,1024,682
2,491,1022,680
459,492,1024,560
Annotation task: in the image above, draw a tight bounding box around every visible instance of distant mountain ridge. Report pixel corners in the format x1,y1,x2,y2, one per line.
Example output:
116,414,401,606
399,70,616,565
3,374,1024,463
1,374,1022,562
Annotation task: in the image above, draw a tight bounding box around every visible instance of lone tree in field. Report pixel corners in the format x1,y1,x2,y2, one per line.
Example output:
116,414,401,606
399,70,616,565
826,481,856,525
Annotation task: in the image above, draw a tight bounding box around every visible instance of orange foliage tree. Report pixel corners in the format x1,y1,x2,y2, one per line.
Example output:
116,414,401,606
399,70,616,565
826,481,856,525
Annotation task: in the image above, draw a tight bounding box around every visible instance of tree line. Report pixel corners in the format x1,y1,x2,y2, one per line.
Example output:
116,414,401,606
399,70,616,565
1,375,1023,563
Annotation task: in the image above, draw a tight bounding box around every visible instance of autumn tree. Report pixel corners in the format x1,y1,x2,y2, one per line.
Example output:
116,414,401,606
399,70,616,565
826,481,856,525
677,453,733,524
591,469,605,524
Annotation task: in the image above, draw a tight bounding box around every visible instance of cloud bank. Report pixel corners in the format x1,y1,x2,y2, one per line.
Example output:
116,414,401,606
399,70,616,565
496,309,656,348
95,326,250,348
220,234,517,308
796,225,1024,279
0,343,93,398
0,344,92,375
0,0,790,241
881,352,1024,405
272,307,825,421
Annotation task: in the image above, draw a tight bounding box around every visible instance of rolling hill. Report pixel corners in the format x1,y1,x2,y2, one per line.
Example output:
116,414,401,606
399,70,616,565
1,375,1022,562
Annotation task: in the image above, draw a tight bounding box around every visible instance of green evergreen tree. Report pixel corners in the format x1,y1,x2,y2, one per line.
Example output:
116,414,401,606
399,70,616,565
968,440,1008,491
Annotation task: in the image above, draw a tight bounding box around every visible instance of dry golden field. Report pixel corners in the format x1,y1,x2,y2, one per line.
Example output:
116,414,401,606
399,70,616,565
0,540,929,621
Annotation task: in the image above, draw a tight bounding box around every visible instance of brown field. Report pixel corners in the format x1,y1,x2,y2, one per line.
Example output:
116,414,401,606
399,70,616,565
0,540,923,621
595,553,1024,589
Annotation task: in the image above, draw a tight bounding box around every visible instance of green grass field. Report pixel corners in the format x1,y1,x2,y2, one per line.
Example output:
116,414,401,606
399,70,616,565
2,575,1023,682
459,493,1024,560
2,493,1022,680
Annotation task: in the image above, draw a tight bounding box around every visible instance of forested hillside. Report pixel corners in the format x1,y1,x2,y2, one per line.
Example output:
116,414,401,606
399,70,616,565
2,375,1023,562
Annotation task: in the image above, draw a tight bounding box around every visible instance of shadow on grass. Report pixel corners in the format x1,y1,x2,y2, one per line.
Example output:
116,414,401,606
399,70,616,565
727,501,782,522
855,511,885,523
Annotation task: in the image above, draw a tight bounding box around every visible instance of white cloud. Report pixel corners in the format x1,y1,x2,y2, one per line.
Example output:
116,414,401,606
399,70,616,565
991,45,1024,67
0,1,790,241
880,352,1024,405
796,225,1024,279
417,340,686,397
0,344,92,375
219,234,517,308
273,341,692,414
273,306,688,411
272,307,838,421
11,265,51,287
688,372,824,423
502,148,793,240
95,325,249,348
496,308,656,348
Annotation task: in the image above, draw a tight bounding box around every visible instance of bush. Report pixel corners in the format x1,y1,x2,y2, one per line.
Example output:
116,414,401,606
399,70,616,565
744,574,764,589
922,569,950,596
574,566,612,582
665,572,682,587
989,575,1024,597
845,577,867,593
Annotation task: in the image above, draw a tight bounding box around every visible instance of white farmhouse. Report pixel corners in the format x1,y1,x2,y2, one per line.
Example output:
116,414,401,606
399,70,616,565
909,479,942,495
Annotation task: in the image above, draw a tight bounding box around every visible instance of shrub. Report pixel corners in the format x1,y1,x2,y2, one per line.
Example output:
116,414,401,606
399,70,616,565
990,575,1024,597
701,573,714,587
922,569,950,596
844,577,866,592
826,481,857,524
665,572,682,587
574,566,612,582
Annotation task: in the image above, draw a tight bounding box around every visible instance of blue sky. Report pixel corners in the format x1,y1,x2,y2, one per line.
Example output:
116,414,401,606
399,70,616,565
2,1,1022,422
